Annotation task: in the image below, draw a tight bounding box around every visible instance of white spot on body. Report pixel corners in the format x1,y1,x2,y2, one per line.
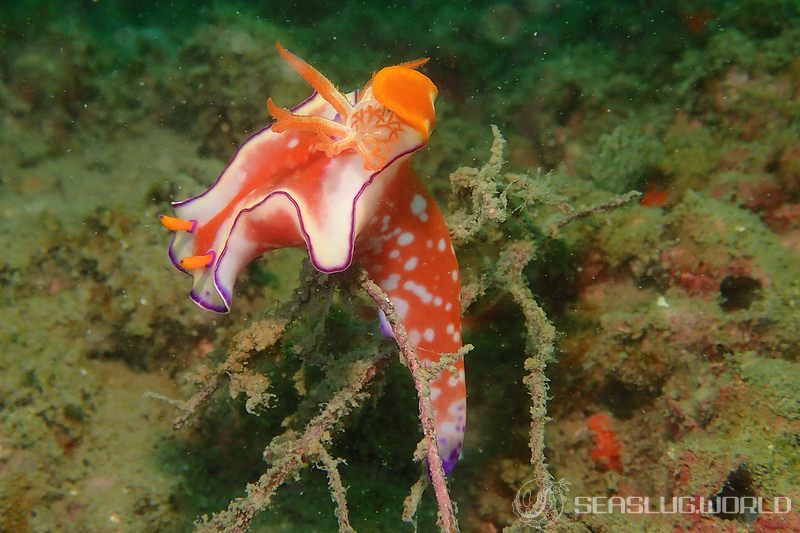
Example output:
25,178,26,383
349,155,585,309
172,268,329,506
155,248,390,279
453,332,461,343
388,249,400,259
449,400,467,415
430,387,442,400
367,237,383,255
409,329,422,345
404,257,418,271
451,270,459,282
391,296,410,319
446,324,455,334
439,421,459,437
382,228,401,241
403,280,433,304
424,328,435,342
398,232,414,246
410,194,428,222
287,138,299,148
434,296,442,306
426,240,433,249
448,370,465,387
382,273,401,291
445,302,453,311
438,238,446,251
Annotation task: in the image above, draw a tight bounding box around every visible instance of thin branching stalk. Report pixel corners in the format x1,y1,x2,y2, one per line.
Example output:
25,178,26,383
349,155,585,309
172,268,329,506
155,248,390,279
544,190,642,236
497,242,555,491
150,263,331,429
194,350,392,533
402,472,429,528
312,444,354,533
360,272,458,533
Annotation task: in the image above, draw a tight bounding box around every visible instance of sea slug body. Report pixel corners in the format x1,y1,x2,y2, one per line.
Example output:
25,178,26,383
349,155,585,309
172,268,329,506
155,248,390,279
161,43,466,474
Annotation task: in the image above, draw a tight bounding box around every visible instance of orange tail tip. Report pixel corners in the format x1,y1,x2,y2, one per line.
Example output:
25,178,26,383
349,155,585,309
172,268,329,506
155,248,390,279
160,215,196,233
179,253,214,270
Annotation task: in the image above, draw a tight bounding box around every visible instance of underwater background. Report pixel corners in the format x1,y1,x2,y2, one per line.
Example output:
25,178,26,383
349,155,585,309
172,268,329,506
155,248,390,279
1,0,800,531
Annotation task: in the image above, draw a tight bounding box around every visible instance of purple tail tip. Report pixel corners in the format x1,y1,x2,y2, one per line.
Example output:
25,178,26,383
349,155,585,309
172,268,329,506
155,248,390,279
442,455,458,476
428,447,460,478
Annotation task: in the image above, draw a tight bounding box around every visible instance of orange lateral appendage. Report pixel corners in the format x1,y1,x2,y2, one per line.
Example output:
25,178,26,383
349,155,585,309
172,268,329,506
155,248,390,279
179,253,214,270
160,215,195,232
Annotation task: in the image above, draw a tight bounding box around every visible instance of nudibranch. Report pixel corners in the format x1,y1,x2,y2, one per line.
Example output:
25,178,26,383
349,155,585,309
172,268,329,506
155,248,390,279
161,44,466,475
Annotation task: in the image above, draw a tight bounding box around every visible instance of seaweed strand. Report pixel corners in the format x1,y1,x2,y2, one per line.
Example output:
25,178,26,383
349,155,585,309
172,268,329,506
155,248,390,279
194,349,392,533
312,444,354,533
497,242,556,509
359,272,459,533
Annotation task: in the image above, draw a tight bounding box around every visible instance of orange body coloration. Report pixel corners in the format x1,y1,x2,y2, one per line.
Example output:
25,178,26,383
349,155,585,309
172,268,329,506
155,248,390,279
356,161,464,470
587,413,623,473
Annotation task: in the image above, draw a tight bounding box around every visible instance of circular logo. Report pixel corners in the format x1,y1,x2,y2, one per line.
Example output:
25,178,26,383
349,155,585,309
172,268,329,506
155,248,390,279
512,478,569,527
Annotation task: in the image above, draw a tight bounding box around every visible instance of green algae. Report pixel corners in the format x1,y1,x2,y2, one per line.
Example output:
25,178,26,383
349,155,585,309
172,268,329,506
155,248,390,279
584,119,667,194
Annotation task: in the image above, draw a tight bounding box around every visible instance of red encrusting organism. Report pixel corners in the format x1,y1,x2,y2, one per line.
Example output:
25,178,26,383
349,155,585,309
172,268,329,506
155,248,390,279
640,181,670,207
587,412,623,473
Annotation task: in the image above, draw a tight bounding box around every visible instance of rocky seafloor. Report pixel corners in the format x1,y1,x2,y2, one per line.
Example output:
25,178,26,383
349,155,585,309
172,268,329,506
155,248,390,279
1,1,799,531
